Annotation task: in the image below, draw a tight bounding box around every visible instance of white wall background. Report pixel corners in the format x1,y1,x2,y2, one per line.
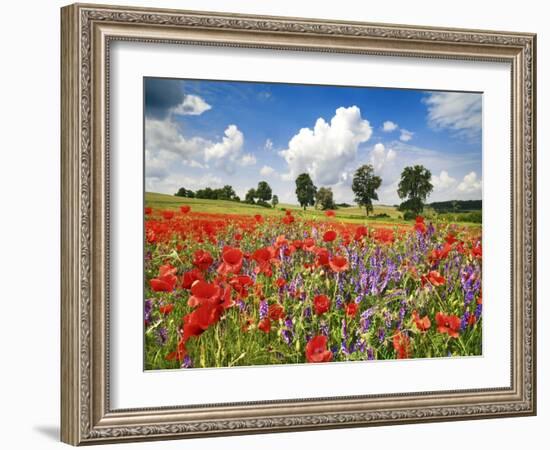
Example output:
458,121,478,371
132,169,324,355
0,1,546,448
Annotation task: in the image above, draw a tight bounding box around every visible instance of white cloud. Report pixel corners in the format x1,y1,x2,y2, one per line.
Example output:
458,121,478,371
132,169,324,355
382,121,398,132
264,138,274,151
204,125,243,161
172,94,212,116
146,173,222,195
240,154,257,166
279,106,372,185
424,92,482,138
458,171,482,193
370,143,396,172
399,129,414,142
145,118,209,168
431,170,456,191
260,165,276,177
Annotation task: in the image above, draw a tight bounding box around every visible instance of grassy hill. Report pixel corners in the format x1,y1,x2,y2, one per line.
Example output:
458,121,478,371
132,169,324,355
145,192,403,224
145,192,482,227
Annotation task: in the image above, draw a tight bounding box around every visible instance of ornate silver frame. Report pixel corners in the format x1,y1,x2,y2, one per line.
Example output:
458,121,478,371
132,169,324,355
61,3,536,445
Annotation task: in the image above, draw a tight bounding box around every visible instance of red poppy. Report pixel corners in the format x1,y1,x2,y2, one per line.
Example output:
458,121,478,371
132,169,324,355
229,275,254,298
445,232,458,245
393,331,412,359
268,303,285,321
468,314,477,326
354,226,368,241
282,214,295,225
161,210,175,220
435,312,461,338
374,228,394,244
180,205,191,214
217,246,244,276
315,247,330,267
159,264,177,277
421,270,446,287
258,318,271,333
414,216,427,234
305,335,333,363
472,243,482,259
323,230,337,242
345,302,358,317
193,249,214,271
181,268,204,289
275,235,289,248
325,210,336,217
412,310,431,332
234,233,243,241
187,280,223,307
303,238,316,251
275,277,286,288
144,207,152,215
329,255,349,273
183,302,222,342
313,294,330,315
149,273,178,292
254,214,263,223
159,303,174,315
252,247,276,276
292,240,304,250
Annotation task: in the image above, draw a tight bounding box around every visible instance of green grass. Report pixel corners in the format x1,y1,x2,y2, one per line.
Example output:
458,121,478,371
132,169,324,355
145,192,405,225
145,192,482,228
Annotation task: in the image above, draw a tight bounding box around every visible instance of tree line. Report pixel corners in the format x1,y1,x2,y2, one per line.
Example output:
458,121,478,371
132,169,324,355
293,164,433,217
175,163,435,217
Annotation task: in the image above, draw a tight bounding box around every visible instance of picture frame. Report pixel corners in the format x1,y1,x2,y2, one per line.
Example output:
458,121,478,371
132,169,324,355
60,2,537,445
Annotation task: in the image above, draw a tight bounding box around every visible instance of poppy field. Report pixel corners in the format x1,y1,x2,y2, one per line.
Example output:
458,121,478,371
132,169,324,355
144,198,482,370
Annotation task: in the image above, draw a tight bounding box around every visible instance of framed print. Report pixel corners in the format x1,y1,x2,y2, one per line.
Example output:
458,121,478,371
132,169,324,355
60,3,537,445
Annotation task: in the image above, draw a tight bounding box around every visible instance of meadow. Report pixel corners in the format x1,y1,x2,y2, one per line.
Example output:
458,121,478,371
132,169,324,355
144,192,482,369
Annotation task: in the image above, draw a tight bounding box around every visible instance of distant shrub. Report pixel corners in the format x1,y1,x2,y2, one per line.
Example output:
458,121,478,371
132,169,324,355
371,213,390,219
256,200,272,208
403,210,416,221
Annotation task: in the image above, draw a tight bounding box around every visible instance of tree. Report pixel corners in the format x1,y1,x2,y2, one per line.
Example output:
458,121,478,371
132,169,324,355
244,188,257,204
315,187,336,210
218,185,237,201
271,195,279,208
295,173,317,210
175,187,194,198
397,165,433,215
351,164,382,216
256,181,273,202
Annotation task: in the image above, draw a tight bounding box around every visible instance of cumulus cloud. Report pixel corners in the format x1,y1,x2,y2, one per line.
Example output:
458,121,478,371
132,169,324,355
146,173,223,196
369,143,396,172
145,118,209,169
172,94,212,116
424,92,482,138
279,106,372,185
382,121,398,132
431,170,456,191
240,154,257,166
399,129,414,142
260,165,276,177
458,171,482,193
264,138,274,151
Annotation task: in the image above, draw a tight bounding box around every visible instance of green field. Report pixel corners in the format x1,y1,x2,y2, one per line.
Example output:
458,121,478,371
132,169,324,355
145,192,406,224
145,192,482,227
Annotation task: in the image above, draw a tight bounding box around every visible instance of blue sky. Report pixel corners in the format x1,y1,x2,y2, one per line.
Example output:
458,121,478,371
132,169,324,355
144,77,482,205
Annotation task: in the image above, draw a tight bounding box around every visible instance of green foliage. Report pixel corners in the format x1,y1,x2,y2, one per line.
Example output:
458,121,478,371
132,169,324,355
403,210,417,221
429,200,482,213
271,195,279,208
315,187,336,210
256,181,273,202
174,187,195,198
351,164,382,216
295,173,317,210
397,165,433,214
244,188,257,204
